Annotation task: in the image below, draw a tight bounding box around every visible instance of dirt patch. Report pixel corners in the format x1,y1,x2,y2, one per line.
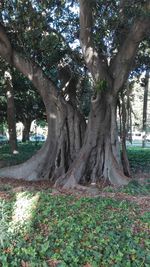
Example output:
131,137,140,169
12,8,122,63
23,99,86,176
0,191,12,200
0,177,149,213
0,177,52,190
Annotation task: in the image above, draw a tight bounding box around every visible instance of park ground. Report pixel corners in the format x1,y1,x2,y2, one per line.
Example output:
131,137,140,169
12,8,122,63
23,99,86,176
0,143,150,266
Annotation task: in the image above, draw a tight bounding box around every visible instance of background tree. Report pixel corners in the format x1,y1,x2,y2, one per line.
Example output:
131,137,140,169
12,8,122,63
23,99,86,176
12,70,46,142
0,63,46,142
142,69,149,147
0,60,7,133
4,68,18,153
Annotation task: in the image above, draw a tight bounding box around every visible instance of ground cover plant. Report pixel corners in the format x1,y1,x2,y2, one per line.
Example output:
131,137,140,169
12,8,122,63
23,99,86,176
0,182,150,267
0,144,150,266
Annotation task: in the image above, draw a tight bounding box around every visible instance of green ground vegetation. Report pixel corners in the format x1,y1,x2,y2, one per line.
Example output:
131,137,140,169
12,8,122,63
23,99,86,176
0,143,149,266
0,185,150,266
127,147,150,174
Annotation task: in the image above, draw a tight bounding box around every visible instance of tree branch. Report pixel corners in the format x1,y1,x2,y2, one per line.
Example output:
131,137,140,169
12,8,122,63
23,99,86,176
0,23,57,104
0,23,12,63
79,0,112,85
110,6,150,92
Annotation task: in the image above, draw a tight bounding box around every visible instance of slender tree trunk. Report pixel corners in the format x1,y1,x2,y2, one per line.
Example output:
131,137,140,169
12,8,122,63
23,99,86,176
4,69,18,154
129,107,133,144
126,82,132,143
22,118,31,142
142,69,149,148
120,93,131,177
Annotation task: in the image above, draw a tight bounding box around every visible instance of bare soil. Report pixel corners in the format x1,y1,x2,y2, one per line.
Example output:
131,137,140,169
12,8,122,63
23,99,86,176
0,176,150,214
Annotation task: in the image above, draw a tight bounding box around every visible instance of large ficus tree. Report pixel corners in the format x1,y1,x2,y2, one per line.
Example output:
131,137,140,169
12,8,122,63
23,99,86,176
0,0,149,188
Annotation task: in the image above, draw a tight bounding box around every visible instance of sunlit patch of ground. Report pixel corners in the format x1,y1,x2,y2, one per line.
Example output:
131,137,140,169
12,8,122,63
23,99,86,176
11,192,39,228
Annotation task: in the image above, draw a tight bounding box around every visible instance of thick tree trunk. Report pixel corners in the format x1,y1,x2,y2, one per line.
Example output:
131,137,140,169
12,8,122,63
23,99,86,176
0,29,86,181
22,118,31,142
55,92,129,189
0,95,86,181
1,9,149,188
5,70,18,154
36,96,86,182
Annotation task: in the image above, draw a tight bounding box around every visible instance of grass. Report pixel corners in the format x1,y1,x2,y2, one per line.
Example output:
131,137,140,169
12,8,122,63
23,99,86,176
127,147,150,174
0,187,150,266
0,142,42,166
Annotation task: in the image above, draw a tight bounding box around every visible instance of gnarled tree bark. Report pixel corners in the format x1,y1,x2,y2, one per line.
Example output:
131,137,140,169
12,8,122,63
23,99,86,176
0,0,149,189
55,0,150,188
0,23,86,181
56,91,128,188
